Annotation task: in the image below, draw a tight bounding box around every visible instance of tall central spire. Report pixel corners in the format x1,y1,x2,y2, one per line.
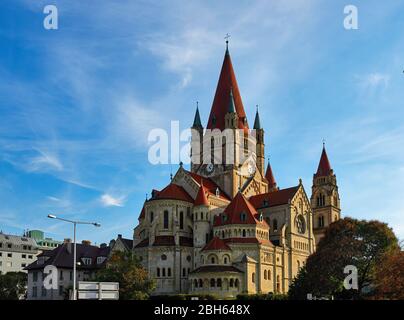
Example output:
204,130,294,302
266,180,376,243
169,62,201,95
207,43,248,131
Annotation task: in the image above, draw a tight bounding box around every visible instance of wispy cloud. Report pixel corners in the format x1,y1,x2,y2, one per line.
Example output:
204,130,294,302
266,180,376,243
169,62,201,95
356,72,390,89
100,194,126,207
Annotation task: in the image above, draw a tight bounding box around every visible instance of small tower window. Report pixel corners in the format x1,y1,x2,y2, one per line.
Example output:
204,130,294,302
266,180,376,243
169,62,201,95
273,219,278,232
163,210,169,229
150,211,154,223
240,212,247,222
215,188,220,197
318,215,324,228
179,211,184,230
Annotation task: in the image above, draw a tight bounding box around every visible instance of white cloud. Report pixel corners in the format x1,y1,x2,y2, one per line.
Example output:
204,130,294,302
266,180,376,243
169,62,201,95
100,194,125,207
357,73,390,89
29,149,63,172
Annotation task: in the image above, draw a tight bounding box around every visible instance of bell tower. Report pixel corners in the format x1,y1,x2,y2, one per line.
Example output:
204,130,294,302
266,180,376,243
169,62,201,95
311,143,341,245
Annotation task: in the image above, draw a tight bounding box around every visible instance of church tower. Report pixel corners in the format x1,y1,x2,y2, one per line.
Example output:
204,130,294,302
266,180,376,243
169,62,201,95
311,144,341,245
254,106,265,177
191,102,203,173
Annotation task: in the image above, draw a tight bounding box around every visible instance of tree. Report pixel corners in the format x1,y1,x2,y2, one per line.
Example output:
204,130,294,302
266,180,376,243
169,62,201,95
288,217,399,300
0,272,27,300
373,250,404,299
95,251,155,300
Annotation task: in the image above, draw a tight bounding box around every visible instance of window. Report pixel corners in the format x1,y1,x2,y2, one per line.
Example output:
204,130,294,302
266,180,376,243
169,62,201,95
194,279,198,288
150,211,154,223
224,257,228,264
217,278,222,288
41,286,46,297
268,270,271,280
82,258,92,265
32,287,37,298
164,210,169,229
211,137,215,164
252,272,255,283
7,243,11,249
210,278,215,287
240,212,246,222
59,271,64,281
157,268,160,277
33,272,38,282
162,268,166,277
21,263,26,268
242,229,246,237
211,257,215,264
59,285,64,296
199,279,203,288
7,253,12,258
205,233,209,243
28,255,33,259
180,211,184,230
273,219,278,232
22,254,26,259
264,270,267,280
168,268,171,277
235,279,239,287
230,279,234,287
318,216,324,228
161,254,167,261
182,268,186,277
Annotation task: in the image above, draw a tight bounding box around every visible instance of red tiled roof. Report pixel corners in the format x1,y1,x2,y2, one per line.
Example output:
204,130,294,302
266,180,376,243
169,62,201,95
224,237,273,246
206,48,248,131
153,236,175,246
194,181,209,206
138,204,145,220
186,170,230,201
265,162,277,190
249,186,299,209
316,146,332,177
214,192,267,227
202,237,231,251
190,265,243,274
134,238,149,248
152,183,193,203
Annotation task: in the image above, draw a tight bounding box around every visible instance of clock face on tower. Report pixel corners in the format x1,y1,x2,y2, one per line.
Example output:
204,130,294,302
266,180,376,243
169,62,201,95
206,163,214,174
247,161,256,175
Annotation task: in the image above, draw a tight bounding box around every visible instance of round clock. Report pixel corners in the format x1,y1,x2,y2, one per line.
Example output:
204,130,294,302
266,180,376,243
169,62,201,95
247,161,256,175
206,163,214,174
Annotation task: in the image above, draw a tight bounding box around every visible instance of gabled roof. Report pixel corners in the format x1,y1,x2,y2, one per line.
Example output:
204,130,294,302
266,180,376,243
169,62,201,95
185,170,230,201
253,109,261,129
249,186,299,209
138,204,145,220
192,105,203,128
213,192,267,227
194,181,209,206
316,146,332,177
151,183,193,203
206,48,248,131
25,243,110,271
265,162,277,189
202,237,231,251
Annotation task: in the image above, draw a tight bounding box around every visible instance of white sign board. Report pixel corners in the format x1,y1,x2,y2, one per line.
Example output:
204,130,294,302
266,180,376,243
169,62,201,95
77,281,119,300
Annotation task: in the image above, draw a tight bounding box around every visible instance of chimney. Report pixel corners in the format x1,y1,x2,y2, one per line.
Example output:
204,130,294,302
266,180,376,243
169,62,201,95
82,240,91,246
100,243,107,248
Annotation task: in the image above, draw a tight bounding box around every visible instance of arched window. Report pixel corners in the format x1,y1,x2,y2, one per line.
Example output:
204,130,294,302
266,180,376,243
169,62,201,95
318,216,324,228
199,279,203,288
240,212,247,222
179,211,184,229
252,272,255,283
264,270,267,280
150,211,154,223
297,260,300,270
157,268,160,277
230,279,234,287
194,279,198,288
162,268,166,277
211,137,215,164
268,270,271,280
222,231,225,239
242,229,246,237
168,268,171,277
217,278,222,288
210,278,215,287
273,219,278,232
224,257,228,264
211,256,216,264
235,279,239,287
222,136,226,165
163,210,169,229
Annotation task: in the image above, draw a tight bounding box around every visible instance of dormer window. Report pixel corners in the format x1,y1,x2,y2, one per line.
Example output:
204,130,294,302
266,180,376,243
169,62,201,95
240,212,247,222
263,200,269,207
82,258,92,265
259,213,263,222
215,188,220,197
97,257,106,264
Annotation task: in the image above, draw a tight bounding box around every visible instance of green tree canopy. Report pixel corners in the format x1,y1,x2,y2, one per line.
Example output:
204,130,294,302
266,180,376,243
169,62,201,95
288,217,399,300
95,251,155,300
0,272,27,300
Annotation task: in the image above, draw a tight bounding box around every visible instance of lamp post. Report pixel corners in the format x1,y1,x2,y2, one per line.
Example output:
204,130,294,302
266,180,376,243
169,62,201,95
47,214,100,300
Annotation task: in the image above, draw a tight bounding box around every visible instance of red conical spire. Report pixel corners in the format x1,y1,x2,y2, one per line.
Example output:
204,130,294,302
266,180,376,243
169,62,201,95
265,161,277,191
316,144,332,176
194,180,209,206
207,46,248,130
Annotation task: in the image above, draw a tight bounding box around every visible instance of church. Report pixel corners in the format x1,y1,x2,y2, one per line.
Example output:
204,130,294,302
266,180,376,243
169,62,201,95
132,42,341,298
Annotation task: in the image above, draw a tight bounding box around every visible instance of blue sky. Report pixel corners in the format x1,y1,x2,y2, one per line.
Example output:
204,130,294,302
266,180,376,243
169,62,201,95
0,0,403,244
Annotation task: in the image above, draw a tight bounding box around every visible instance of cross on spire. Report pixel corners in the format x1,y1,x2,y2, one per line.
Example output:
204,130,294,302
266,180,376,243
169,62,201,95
224,33,231,50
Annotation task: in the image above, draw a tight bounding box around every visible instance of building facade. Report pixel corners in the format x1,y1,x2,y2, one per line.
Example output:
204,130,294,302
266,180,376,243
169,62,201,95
132,44,341,298
27,230,62,251
0,233,40,274
25,240,110,300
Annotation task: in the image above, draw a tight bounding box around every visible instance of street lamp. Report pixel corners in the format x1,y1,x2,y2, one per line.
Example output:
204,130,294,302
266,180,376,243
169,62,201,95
47,214,101,300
